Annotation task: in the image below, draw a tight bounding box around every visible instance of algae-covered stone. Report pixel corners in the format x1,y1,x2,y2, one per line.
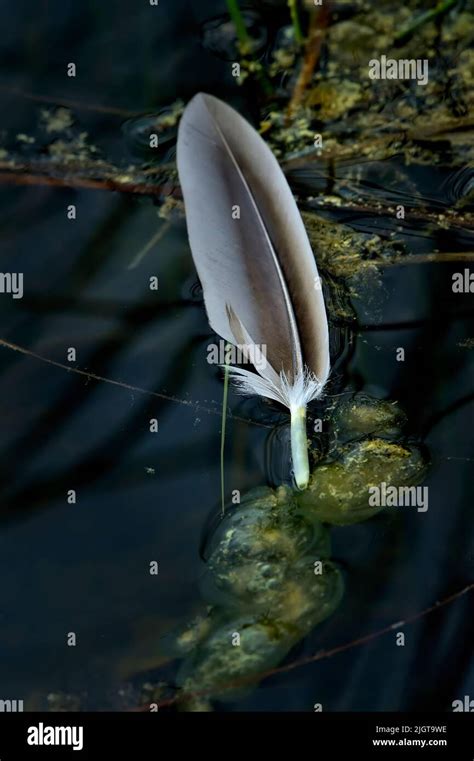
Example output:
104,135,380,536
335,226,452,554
203,543,341,629
327,20,391,69
178,695,214,712
170,613,215,657
179,561,343,703
308,80,364,121
296,439,428,525
257,556,343,633
177,616,297,701
204,485,319,564
212,502,325,562
330,393,407,442
179,560,342,701
121,102,183,160
201,485,332,611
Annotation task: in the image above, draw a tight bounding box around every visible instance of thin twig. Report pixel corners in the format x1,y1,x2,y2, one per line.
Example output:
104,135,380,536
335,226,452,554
288,0,304,45
0,338,272,429
283,116,474,169
0,160,173,197
0,159,472,234
395,0,458,44
1,167,472,231
135,582,474,709
0,83,143,117
127,221,171,270
376,252,474,266
304,200,474,230
267,583,474,681
341,252,474,274
287,3,331,119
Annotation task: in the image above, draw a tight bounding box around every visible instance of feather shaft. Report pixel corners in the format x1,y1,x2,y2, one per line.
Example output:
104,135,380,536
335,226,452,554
290,405,309,490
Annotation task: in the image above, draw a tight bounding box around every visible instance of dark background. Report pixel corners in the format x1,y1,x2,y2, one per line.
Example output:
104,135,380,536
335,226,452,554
0,0,472,711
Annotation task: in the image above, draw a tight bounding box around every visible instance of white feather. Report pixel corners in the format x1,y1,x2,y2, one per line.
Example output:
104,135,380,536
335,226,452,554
177,93,330,488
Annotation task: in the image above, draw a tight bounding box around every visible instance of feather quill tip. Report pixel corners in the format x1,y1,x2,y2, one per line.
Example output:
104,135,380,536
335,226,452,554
290,405,310,490
225,364,326,491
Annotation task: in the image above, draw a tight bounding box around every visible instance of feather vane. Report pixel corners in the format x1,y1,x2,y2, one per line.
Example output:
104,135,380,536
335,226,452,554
177,93,330,489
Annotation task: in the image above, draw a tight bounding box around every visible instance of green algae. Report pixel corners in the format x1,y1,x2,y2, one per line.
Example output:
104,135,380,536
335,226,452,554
297,439,428,526
174,391,428,706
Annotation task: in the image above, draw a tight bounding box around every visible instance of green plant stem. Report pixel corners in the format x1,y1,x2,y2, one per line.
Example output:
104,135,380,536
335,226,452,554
220,344,231,516
225,0,272,95
288,0,304,45
225,0,251,50
395,0,458,43
127,221,170,270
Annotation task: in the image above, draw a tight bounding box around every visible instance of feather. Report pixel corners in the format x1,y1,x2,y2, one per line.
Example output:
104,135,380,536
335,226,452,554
177,92,329,489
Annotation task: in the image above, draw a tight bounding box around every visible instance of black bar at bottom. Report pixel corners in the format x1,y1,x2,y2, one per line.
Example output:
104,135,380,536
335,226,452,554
0,712,472,759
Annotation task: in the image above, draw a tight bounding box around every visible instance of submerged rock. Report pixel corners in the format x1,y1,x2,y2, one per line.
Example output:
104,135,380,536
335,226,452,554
330,393,407,442
174,392,428,707
201,11,267,60
297,439,428,525
177,616,298,701
176,485,343,702
122,103,183,161
203,485,321,565
308,80,365,121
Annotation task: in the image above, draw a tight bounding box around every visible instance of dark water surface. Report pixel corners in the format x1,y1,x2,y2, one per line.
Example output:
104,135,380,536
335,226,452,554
0,0,473,711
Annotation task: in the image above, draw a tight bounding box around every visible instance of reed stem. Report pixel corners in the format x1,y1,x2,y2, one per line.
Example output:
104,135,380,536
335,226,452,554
395,0,458,43
220,343,231,515
288,0,304,45
225,0,272,94
225,0,251,52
